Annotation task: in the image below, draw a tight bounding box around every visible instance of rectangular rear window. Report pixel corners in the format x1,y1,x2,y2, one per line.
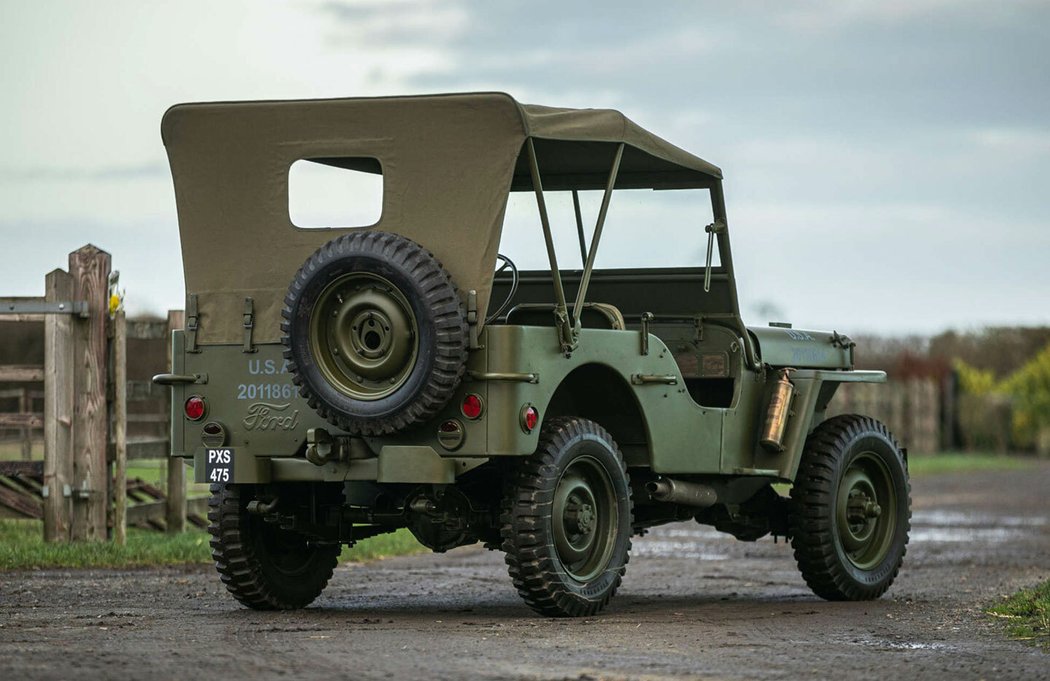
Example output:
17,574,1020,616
288,157,383,229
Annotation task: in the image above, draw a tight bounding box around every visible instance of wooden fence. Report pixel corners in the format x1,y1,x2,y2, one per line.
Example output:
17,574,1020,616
0,387,41,459
0,244,196,543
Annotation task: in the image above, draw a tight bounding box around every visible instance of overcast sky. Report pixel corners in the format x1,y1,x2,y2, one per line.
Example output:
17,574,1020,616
2,0,1048,334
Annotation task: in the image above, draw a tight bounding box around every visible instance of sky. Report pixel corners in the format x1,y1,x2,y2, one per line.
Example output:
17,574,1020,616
1,0,1048,335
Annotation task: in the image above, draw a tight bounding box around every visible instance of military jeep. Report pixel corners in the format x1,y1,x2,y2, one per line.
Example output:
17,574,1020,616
157,93,910,617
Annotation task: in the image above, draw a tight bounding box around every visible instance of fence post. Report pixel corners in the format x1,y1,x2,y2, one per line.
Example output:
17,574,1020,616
165,309,186,533
113,309,127,545
69,245,111,541
43,269,75,542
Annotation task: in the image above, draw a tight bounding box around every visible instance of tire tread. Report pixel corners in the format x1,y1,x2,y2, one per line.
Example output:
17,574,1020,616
789,414,911,601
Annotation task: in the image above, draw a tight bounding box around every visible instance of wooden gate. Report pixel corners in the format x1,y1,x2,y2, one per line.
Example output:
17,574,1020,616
0,244,195,543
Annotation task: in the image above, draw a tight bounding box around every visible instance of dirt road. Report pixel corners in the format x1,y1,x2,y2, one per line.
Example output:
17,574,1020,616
2,463,1048,680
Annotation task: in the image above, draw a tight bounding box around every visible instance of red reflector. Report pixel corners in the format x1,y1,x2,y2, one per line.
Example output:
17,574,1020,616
461,394,483,420
184,395,206,421
521,405,539,433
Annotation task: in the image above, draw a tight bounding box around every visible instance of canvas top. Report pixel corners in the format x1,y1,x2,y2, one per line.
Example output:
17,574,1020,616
162,92,722,344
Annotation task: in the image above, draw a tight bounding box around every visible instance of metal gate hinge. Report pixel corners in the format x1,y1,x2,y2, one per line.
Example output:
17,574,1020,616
242,297,256,353
0,300,89,318
40,484,73,499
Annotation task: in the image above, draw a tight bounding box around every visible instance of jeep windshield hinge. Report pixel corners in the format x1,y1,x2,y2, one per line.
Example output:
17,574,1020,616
185,293,200,353
242,297,256,353
640,312,653,355
703,221,726,293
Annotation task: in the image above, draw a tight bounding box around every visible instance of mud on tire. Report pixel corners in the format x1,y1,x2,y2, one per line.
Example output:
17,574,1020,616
282,231,468,436
501,417,633,618
207,483,340,610
789,414,911,601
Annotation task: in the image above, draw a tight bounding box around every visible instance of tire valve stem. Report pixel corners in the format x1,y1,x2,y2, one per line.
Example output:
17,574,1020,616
760,368,795,453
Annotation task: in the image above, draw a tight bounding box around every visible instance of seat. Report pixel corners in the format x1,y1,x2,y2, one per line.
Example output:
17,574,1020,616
504,302,626,330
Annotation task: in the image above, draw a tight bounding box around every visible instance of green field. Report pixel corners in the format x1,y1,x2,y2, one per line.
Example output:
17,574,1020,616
905,452,1034,476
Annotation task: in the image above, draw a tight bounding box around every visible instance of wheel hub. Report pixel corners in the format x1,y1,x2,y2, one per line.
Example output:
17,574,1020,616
310,273,419,400
836,452,897,570
550,455,619,583
565,499,596,535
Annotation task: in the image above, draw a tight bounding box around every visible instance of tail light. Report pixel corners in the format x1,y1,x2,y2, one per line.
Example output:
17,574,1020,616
184,395,206,421
520,404,539,433
461,393,484,420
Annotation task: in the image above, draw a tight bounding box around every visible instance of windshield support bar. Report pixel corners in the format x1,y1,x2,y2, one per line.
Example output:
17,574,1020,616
572,143,624,331
525,138,575,354
572,190,587,267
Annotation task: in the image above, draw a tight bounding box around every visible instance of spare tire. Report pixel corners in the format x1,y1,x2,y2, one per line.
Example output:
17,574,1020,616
282,231,468,436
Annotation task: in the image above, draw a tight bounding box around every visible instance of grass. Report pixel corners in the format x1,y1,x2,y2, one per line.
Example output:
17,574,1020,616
0,519,211,569
988,580,1050,649
338,529,425,562
0,519,424,570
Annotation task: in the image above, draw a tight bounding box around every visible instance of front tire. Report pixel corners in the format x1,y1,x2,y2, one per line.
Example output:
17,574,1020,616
208,484,340,610
501,417,633,617
789,415,911,601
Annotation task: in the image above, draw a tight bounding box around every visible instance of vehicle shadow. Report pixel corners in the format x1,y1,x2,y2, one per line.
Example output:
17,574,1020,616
210,588,876,625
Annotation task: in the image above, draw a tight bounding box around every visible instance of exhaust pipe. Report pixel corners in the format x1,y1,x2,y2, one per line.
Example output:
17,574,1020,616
646,478,718,508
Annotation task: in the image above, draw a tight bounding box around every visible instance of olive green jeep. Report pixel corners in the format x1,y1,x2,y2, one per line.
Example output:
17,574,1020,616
156,93,909,617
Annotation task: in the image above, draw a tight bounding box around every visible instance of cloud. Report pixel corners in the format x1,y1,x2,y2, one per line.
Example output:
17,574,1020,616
771,0,1050,32
0,162,166,183
970,127,1050,158
0,0,1046,332
318,0,469,45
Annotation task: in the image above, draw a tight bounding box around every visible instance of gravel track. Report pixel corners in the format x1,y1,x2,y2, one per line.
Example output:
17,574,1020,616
2,463,1048,680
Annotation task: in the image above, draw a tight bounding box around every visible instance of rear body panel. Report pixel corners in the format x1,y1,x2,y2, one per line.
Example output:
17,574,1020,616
172,321,884,486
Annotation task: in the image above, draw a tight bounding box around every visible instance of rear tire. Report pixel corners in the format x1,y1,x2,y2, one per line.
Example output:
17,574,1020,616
789,415,910,601
502,417,633,617
208,484,340,610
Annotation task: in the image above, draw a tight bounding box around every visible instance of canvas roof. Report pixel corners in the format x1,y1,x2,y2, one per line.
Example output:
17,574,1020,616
162,92,721,344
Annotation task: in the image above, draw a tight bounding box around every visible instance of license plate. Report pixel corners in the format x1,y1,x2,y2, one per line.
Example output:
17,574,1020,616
205,448,234,484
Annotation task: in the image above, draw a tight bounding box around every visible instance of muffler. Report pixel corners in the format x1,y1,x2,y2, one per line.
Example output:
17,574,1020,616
646,478,718,508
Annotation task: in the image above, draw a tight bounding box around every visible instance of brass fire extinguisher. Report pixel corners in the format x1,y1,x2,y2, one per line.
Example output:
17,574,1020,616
760,368,795,452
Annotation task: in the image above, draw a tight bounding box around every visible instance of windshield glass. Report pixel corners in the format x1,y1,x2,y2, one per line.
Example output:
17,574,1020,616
498,187,719,270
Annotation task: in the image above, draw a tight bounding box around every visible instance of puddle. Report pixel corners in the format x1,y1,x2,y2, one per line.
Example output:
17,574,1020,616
633,540,729,560
910,527,1021,543
652,527,723,539
631,511,1043,548
910,509,1045,543
852,637,954,652
913,510,1048,527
